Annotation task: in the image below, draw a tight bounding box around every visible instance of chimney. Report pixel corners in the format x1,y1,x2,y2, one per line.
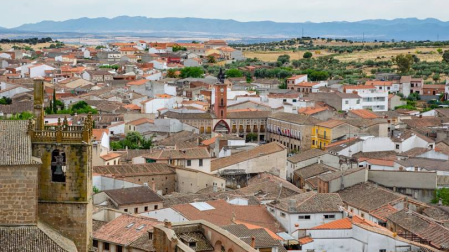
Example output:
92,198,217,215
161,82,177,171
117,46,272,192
250,237,256,248
288,199,296,212
404,197,409,210
317,156,321,164
152,181,156,192
414,166,419,172
164,219,172,229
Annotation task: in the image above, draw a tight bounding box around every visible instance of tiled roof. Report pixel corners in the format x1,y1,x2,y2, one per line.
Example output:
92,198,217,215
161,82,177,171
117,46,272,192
172,199,284,233
348,109,379,119
325,138,362,152
128,234,154,252
365,159,394,167
226,110,271,119
387,209,449,249
103,186,163,206
370,204,398,222
338,182,403,212
128,118,154,126
157,131,205,147
365,80,393,86
268,192,343,213
298,106,328,115
395,158,449,172
0,120,36,166
299,236,314,245
93,128,109,141
287,149,326,163
0,221,77,252
93,163,176,176
163,111,213,120
422,206,449,221
100,152,123,161
311,217,352,230
93,214,160,246
316,119,345,128
392,130,434,143
287,75,307,80
211,142,286,171
294,163,335,179
222,224,286,251
144,147,210,160
269,112,321,125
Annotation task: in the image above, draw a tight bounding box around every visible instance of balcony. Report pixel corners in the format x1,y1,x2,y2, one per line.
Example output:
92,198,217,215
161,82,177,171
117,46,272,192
317,134,330,140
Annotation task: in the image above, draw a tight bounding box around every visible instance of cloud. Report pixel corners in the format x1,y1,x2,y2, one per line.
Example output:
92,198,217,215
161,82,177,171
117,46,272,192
2,0,448,28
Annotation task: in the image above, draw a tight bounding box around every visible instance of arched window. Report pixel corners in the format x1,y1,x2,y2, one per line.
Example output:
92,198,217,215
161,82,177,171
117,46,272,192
221,110,224,117
51,149,66,182
220,98,224,106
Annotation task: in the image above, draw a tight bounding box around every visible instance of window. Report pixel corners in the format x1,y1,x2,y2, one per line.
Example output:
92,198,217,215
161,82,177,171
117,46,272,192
283,99,287,102
93,240,98,248
154,205,158,210
134,208,138,214
324,214,335,219
117,245,123,252
51,149,66,183
199,159,203,167
356,99,360,104
144,206,148,211
280,212,286,218
379,250,386,252
312,140,315,145
395,144,400,150
345,100,349,105
103,242,110,250
124,209,128,212
361,213,365,218
298,215,311,220
293,99,297,102
270,208,275,213
187,160,192,166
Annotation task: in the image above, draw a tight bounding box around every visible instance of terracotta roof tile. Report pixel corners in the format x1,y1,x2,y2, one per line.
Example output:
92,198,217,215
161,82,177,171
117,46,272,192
93,215,160,245
348,109,379,119
316,119,345,128
103,186,163,206
172,200,284,233
298,106,328,115
211,142,285,171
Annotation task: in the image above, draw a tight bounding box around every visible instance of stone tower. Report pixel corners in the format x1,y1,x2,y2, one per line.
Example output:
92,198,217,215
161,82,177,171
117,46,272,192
29,78,93,252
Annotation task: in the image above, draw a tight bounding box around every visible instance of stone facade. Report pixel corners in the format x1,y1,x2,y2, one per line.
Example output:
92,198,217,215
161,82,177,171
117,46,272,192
0,165,39,225
29,78,94,252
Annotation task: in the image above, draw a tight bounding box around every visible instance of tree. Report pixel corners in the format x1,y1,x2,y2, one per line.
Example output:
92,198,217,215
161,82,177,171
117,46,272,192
172,44,187,52
110,132,152,150
52,89,57,114
303,51,313,59
437,48,443,54
0,96,12,105
432,188,449,206
393,54,414,73
207,55,216,63
443,50,449,63
433,73,440,82
4,111,34,120
277,54,290,65
225,69,243,78
167,69,178,78
246,133,258,142
180,67,204,78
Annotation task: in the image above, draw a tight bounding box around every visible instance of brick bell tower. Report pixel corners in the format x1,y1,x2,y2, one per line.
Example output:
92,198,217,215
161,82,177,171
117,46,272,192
29,78,93,252
214,68,227,119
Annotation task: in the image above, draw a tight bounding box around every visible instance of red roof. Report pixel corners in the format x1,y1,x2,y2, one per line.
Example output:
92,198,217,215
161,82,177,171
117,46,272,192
298,106,327,115
299,236,314,245
349,109,379,119
93,215,160,245
127,79,148,86
365,81,393,87
93,129,109,141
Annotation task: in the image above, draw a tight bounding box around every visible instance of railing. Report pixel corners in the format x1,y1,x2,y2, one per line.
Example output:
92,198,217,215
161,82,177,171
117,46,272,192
31,129,89,143
318,134,330,140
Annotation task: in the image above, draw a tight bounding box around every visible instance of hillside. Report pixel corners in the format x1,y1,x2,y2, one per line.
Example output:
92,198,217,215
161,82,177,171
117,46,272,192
9,16,449,41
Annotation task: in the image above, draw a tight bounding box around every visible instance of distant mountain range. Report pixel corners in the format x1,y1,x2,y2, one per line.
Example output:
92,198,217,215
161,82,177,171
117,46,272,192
4,16,449,41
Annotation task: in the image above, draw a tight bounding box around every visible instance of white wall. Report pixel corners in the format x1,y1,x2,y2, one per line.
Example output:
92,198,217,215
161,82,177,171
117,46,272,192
140,208,187,223
93,175,141,191
267,206,343,239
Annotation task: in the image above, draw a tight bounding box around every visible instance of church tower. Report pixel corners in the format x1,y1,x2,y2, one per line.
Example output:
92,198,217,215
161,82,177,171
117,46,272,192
214,68,227,119
29,78,93,252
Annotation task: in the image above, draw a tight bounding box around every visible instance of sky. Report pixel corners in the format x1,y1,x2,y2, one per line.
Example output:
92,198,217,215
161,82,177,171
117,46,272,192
2,0,448,28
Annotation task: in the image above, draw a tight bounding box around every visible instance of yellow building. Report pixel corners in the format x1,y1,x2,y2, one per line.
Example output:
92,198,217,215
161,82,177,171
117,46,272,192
311,119,347,149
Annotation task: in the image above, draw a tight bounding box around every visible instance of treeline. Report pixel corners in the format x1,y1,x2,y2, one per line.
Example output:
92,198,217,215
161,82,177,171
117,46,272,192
0,37,53,45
